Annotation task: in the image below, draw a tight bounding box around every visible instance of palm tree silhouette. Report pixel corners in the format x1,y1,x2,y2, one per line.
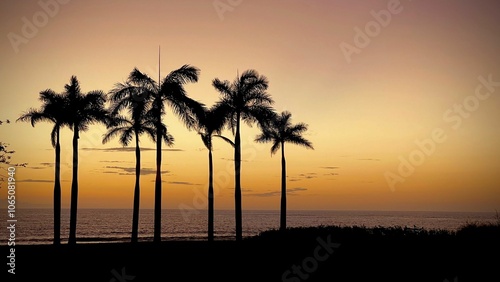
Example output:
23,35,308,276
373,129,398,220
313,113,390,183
255,111,313,231
17,90,68,245
127,66,203,243
64,76,109,245
212,70,275,241
196,105,234,241
103,81,174,243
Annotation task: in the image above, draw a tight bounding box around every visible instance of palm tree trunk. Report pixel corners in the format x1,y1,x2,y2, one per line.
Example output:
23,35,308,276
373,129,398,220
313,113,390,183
280,142,286,232
154,98,162,243
132,132,141,243
208,148,214,242
235,113,242,241
53,126,61,245
68,128,79,245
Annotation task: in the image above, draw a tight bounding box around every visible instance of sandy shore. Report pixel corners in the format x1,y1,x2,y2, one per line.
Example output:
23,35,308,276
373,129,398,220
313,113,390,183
3,226,499,281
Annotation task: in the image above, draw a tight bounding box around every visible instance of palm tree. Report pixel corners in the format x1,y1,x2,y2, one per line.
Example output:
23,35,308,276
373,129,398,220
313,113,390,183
212,70,275,241
65,76,109,245
255,111,313,231
127,66,204,243
17,90,68,245
196,105,234,241
103,82,173,243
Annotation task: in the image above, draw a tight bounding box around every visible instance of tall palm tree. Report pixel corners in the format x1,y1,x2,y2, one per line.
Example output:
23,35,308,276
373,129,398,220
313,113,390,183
255,111,313,231
196,105,234,241
17,90,68,245
103,82,173,243
212,69,275,241
127,66,204,243
65,76,109,245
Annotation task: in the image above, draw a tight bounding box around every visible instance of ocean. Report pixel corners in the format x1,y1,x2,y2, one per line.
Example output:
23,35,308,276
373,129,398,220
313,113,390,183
1,209,497,245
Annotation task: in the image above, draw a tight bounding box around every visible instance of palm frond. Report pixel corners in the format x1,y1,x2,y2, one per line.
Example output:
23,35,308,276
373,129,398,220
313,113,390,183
17,109,51,126
213,135,235,148
164,64,200,85
102,126,127,145
142,125,158,143
212,78,233,99
156,123,175,146
288,123,309,135
200,133,211,150
255,131,274,144
38,89,58,103
50,125,59,148
163,82,204,130
256,111,313,154
119,127,135,147
64,76,81,98
129,68,157,91
270,141,281,155
286,134,314,150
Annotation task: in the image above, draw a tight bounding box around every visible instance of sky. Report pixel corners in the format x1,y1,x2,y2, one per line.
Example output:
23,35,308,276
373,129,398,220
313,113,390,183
0,0,499,212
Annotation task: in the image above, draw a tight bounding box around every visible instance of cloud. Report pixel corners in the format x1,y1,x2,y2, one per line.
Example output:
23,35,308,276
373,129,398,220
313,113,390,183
288,172,318,182
324,173,339,176
166,181,201,186
17,179,53,183
220,158,249,162
100,160,131,163
247,187,308,197
288,187,307,193
321,166,339,170
104,166,169,175
226,188,253,192
82,147,183,152
26,162,55,170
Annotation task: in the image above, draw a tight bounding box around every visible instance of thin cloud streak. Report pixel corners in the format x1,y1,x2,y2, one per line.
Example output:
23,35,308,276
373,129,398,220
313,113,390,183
17,179,56,183
25,162,56,170
167,181,201,186
82,147,183,152
248,187,308,197
104,166,170,175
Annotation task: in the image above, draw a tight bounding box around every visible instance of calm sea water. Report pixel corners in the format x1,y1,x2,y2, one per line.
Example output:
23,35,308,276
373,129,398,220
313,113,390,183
1,209,497,245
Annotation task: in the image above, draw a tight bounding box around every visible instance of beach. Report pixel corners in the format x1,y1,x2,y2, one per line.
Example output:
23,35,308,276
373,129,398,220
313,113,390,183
4,225,499,281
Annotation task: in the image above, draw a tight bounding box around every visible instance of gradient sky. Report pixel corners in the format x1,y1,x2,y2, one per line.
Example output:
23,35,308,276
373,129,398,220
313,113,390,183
1,0,499,212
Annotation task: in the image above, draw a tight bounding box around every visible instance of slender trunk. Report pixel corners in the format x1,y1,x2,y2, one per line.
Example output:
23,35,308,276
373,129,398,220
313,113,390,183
280,142,287,232
132,132,141,243
208,148,214,241
53,126,61,245
235,113,242,241
68,127,79,245
154,97,162,243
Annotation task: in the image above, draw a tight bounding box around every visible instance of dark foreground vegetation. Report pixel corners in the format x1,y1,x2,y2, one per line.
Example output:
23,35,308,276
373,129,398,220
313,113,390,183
4,221,499,282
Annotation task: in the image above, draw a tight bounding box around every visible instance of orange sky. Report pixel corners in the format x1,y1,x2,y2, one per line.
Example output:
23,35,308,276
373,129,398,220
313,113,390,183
1,0,499,212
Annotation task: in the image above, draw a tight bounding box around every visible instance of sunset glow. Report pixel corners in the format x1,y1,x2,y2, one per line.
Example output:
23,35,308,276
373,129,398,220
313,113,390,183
1,0,499,212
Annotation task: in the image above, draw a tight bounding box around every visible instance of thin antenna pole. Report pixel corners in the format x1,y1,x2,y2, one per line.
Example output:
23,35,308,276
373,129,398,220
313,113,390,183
158,45,161,89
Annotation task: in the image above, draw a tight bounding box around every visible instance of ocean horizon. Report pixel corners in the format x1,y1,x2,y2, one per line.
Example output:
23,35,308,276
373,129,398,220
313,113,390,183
1,209,497,245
